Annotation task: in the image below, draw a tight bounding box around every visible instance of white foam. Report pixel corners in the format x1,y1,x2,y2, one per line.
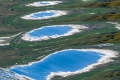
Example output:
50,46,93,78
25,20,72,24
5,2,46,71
96,43,114,47
46,49,118,80
10,49,118,80
89,13,95,14
82,0,90,2
107,22,120,30
0,43,9,46
0,36,10,46
26,1,62,7
21,10,67,20
21,25,88,41
0,68,26,80
0,32,23,46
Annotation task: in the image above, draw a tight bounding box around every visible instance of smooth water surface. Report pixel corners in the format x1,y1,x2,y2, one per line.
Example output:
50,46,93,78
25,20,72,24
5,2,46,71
11,49,102,80
29,25,73,37
32,12,55,18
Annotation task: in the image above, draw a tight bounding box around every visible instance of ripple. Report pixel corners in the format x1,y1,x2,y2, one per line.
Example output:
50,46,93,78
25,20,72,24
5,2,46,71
21,25,88,41
26,1,62,7
21,10,67,20
11,49,104,80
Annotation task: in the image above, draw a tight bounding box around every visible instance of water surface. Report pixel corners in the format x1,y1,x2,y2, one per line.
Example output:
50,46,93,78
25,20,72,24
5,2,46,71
11,49,102,80
40,2,50,5
21,10,67,20
29,25,73,37
32,11,55,18
26,1,62,7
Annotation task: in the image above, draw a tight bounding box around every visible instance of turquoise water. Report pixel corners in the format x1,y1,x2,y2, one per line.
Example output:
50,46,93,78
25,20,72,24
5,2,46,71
28,25,73,37
11,49,102,80
32,11,55,18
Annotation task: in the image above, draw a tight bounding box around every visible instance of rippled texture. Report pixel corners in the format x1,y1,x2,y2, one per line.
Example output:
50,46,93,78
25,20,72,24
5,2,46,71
29,26,73,37
11,50,101,80
21,10,67,20
32,12,55,18
40,2,49,5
